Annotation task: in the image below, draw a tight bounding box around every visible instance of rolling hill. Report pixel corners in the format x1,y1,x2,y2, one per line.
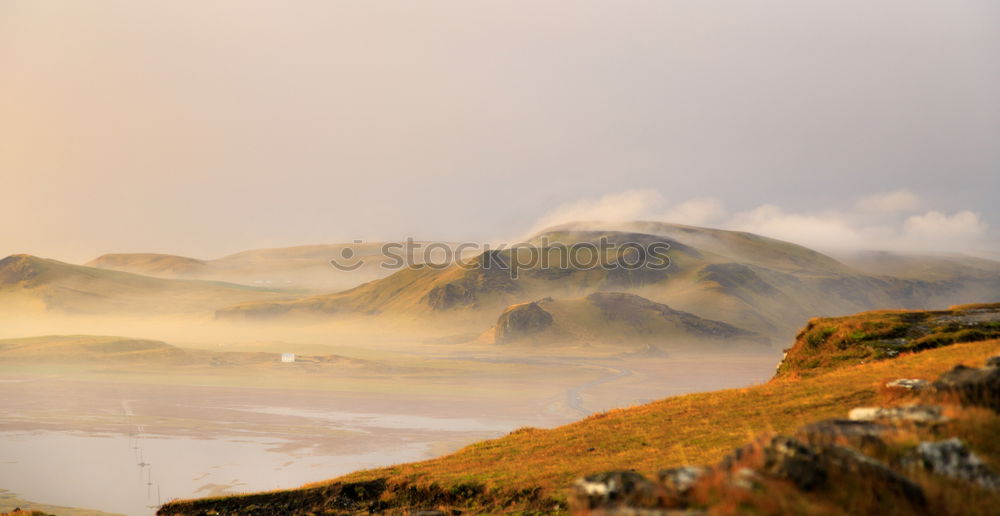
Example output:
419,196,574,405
214,223,1000,343
834,250,1000,281
0,254,287,315
87,241,470,292
0,335,190,364
490,292,763,351
157,304,1000,515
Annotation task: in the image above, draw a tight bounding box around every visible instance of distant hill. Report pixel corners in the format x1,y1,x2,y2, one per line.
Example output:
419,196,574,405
0,334,372,373
0,254,286,315
834,250,1000,281
86,253,208,276
491,292,762,351
538,221,853,274
87,241,469,292
0,335,190,363
215,223,1000,342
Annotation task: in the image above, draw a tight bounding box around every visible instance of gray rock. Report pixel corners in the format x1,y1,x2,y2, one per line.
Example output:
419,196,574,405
933,364,1000,410
886,378,930,391
797,419,893,451
722,436,925,506
903,438,1000,490
820,444,927,506
847,405,947,423
657,466,708,494
571,471,659,510
722,436,827,491
800,419,892,438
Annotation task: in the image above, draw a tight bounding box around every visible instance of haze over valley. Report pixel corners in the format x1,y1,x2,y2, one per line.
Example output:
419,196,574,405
2,221,998,515
2,2,998,515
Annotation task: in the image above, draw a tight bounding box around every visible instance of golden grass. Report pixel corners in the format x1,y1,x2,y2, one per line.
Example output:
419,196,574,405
776,303,1000,378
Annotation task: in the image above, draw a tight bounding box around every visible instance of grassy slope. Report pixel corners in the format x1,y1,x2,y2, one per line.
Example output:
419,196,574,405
333,340,997,491
777,303,1000,378
161,320,1000,514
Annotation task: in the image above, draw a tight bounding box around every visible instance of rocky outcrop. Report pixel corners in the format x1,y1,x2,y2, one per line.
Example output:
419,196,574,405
572,353,1000,516
847,405,947,424
933,362,1000,410
571,433,928,515
903,438,1000,490
494,302,554,344
886,378,930,391
0,254,41,286
422,255,520,310
571,471,660,512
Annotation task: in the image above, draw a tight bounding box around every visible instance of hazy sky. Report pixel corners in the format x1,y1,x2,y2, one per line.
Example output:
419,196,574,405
2,1,998,262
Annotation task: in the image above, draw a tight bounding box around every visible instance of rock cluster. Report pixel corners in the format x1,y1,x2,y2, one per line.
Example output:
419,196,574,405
902,437,1000,490
571,354,1000,515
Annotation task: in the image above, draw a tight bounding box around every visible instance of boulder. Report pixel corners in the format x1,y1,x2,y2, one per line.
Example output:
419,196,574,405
570,471,659,511
885,378,930,391
657,466,708,494
797,419,893,451
819,444,927,507
847,405,946,424
903,438,1000,490
721,436,826,491
933,364,1000,410
722,436,925,507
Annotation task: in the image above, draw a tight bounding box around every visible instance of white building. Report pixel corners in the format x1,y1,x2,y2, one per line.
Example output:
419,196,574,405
280,353,295,363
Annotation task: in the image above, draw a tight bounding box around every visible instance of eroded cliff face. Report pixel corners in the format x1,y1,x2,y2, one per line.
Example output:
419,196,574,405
494,301,554,344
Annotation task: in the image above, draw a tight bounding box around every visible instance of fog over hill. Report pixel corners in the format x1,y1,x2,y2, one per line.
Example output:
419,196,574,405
210,222,1000,345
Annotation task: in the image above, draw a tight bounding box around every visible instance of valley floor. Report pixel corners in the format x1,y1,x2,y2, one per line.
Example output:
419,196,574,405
0,345,779,516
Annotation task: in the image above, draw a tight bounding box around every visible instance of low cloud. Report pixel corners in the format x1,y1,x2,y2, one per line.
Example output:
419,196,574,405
527,190,669,235
529,189,995,257
855,190,921,213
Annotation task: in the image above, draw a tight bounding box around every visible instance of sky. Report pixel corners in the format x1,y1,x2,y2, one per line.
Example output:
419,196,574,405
1,1,998,262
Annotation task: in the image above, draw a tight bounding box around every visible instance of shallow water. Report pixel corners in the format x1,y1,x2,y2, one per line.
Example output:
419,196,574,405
0,352,780,515
1,426,446,516
244,406,519,433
